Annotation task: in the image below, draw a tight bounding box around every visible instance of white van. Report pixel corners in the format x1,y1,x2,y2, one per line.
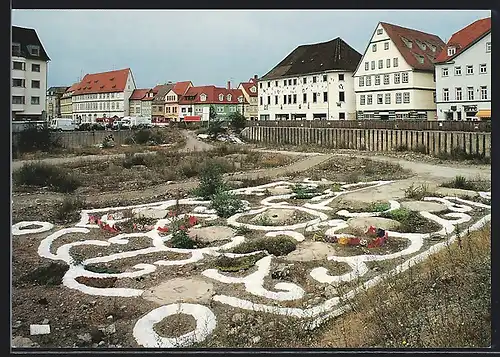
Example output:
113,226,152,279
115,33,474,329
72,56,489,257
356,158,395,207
122,116,152,129
50,118,77,131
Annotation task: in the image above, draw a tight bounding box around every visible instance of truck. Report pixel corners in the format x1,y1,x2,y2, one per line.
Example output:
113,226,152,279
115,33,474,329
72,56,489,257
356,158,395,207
49,118,77,131
121,116,152,129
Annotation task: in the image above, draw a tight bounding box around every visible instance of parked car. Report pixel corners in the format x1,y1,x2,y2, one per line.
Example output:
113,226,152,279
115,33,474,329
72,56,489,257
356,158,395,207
112,120,124,130
49,118,77,131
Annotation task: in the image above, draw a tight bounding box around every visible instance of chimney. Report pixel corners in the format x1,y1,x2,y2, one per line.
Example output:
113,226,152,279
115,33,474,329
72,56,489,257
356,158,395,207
254,74,258,80
227,81,231,90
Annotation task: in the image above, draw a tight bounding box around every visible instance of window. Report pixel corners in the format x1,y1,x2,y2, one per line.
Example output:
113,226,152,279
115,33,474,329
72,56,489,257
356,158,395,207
267,96,271,105
486,42,491,52
29,45,40,56
442,68,449,77
378,60,383,69
339,92,345,102
403,92,410,103
360,95,366,105
433,92,436,103
377,94,383,104
31,96,40,105
455,87,462,101
312,76,317,83
259,97,263,105
200,94,207,101
293,94,297,104
13,61,25,70
303,78,307,84
467,87,474,100
384,42,389,50
367,94,373,105
385,93,391,104
283,95,287,104
99,103,102,110
372,44,377,52
31,80,40,89
12,96,25,104
283,80,287,86
359,76,364,87
384,74,390,85
259,83,262,89
275,81,278,86
111,102,115,110
12,42,21,55
479,64,487,74
447,47,456,56
322,75,327,82
386,58,391,68
336,112,345,120
31,64,40,72
396,92,402,104
371,61,375,70
293,78,297,85
366,75,371,86
275,96,278,105
267,82,271,88
377,28,383,35
454,66,462,76
217,106,224,113
393,58,398,67
338,73,344,81
219,94,224,101
313,93,317,103
12,78,25,87
466,65,473,75
375,75,380,85
288,79,292,85
480,86,488,100
394,73,400,84
364,62,369,70
443,88,449,101
230,106,237,112
288,94,292,103
402,72,409,83
303,93,307,103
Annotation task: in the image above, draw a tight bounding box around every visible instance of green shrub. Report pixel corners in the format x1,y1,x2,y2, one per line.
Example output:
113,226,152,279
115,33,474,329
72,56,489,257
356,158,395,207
122,153,148,168
210,190,245,218
292,184,320,199
55,195,86,222
13,127,62,153
215,252,267,272
442,175,476,190
232,236,297,256
170,229,196,249
380,208,441,233
404,183,432,200
193,160,227,199
13,162,81,192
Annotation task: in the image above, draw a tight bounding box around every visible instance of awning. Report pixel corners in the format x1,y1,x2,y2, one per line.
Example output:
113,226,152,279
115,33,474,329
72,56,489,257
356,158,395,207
184,116,201,122
476,110,491,118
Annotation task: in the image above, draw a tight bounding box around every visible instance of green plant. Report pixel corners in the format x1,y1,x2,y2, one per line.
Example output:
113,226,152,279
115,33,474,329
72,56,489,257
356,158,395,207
292,184,319,199
412,144,428,155
193,160,227,199
55,195,86,222
170,229,196,249
13,127,62,153
232,236,297,256
380,208,441,233
13,162,81,193
441,175,476,191
122,153,148,168
395,144,408,152
253,215,273,226
215,252,267,272
367,201,391,212
404,183,432,200
228,112,247,132
209,189,245,218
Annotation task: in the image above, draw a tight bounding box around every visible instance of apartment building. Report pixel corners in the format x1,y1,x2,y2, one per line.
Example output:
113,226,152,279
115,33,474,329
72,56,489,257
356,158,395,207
11,26,51,121
434,17,491,120
71,68,136,123
258,37,361,121
237,76,259,121
151,83,175,123
60,82,79,119
165,81,193,122
129,88,156,118
46,86,69,119
353,22,445,120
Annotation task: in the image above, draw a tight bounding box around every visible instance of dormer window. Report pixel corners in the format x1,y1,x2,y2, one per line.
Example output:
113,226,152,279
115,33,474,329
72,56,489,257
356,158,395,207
219,94,224,101
227,94,232,101
238,96,243,103
28,45,40,56
250,86,256,93
377,28,383,35
401,37,412,48
94,80,98,83
447,47,456,56
486,42,491,52
200,94,207,102
417,55,424,64
430,44,436,52
110,77,115,81
12,42,21,55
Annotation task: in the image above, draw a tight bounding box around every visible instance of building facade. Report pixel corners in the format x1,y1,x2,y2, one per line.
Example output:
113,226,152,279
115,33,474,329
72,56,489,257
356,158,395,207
434,17,491,120
238,76,259,121
165,81,193,122
71,68,136,123
353,22,445,120
178,85,246,122
151,83,174,123
60,82,79,119
258,38,361,121
46,86,68,119
11,26,51,121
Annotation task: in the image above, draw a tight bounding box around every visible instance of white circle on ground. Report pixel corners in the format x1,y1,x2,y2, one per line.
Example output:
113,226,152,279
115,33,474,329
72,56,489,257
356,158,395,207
133,303,217,348
12,221,54,236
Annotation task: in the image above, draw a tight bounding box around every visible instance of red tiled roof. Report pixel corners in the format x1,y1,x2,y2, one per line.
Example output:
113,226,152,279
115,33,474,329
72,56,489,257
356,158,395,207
172,81,193,95
179,86,247,105
239,81,258,97
73,68,130,95
130,88,149,100
435,17,491,63
65,82,80,94
381,22,445,71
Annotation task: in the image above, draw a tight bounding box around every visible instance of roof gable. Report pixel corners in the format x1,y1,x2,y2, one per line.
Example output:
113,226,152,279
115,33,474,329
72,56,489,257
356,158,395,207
435,17,491,63
261,37,362,80
73,68,131,95
12,26,50,61
173,81,193,95
380,22,445,71
130,88,149,100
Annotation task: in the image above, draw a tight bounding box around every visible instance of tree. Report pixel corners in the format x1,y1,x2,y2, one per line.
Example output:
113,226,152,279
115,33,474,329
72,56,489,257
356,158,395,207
228,112,246,132
209,105,217,122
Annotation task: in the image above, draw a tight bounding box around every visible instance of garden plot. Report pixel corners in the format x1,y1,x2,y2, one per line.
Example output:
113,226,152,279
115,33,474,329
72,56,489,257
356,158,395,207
11,178,491,348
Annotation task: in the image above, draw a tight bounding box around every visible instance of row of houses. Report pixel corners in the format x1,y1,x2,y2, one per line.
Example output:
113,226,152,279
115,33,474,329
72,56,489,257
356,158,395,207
257,17,491,121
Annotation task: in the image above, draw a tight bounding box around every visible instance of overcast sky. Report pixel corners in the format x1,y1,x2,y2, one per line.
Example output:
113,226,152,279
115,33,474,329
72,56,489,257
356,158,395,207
12,10,490,89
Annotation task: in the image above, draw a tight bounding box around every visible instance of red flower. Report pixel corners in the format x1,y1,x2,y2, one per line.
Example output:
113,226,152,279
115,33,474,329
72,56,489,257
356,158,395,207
158,226,169,233
179,225,186,231
188,216,198,226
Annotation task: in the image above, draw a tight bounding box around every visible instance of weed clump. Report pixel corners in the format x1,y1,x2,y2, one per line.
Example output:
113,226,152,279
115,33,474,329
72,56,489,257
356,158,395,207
441,175,476,191
380,208,441,233
232,236,297,256
215,252,267,272
404,183,432,200
193,160,228,199
13,162,81,192
55,195,86,222
292,184,320,199
210,189,246,218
